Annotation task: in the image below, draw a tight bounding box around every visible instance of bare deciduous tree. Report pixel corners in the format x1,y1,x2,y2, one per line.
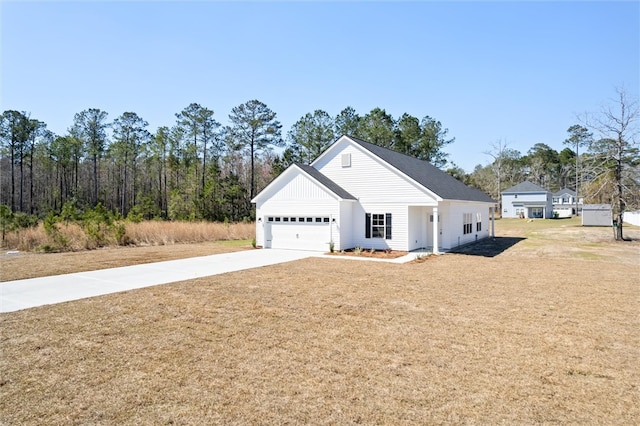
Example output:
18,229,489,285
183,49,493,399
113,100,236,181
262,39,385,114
483,139,523,213
583,87,639,241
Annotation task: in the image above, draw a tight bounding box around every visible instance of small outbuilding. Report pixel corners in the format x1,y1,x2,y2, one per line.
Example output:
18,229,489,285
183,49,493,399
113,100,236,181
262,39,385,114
582,204,612,226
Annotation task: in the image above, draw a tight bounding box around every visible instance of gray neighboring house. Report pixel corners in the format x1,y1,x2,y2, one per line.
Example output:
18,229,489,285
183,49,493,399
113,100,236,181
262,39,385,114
501,181,553,219
552,188,583,218
582,204,612,226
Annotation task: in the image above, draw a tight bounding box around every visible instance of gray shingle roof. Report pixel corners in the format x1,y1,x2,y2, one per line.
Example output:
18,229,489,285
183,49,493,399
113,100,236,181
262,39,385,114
347,137,495,203
553,188,576,197
582,204,611,210
296,163,357,200
502,181,549,193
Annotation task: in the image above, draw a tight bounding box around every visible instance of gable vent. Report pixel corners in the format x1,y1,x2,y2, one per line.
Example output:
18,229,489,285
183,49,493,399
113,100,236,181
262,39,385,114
341,153,351,167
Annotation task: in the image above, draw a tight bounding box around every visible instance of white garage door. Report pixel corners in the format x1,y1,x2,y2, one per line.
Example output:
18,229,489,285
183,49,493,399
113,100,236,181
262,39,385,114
265,216,331,251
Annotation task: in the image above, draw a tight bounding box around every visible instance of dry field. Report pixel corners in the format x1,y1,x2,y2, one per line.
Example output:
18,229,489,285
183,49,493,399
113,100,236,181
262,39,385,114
0,241,251,282
1,220,255,253
1,219,639,424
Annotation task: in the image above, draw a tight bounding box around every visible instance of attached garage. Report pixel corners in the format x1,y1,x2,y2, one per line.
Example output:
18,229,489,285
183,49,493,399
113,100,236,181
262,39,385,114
253,164,356,252
264,216,332,251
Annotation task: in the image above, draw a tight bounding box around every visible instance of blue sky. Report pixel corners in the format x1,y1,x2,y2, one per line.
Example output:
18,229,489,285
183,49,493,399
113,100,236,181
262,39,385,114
2,1,638,172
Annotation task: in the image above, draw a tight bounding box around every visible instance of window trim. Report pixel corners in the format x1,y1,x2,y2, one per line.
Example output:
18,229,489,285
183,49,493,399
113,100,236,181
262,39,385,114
463,213,472,235
365,213,392,240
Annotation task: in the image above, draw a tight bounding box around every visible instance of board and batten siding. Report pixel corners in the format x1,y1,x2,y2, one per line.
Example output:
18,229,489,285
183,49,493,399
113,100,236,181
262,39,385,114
266,172,335,201
313,140,438,205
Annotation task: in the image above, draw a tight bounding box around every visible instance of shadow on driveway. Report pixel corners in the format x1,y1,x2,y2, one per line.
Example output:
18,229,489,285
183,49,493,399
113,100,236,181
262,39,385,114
448,237,526,258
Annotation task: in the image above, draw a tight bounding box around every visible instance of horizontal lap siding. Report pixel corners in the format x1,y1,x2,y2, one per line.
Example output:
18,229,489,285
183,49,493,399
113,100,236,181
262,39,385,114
314,141,435,204
313,139,439,251
338,202,353,251
351,203,408,251
444,202,491,249
502,192,552,218
408,206,426,251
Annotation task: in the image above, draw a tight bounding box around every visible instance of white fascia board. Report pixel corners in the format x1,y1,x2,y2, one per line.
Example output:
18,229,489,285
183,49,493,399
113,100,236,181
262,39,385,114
251,165,301,204
451,201,497,207
317,136,443,202
310,135,353,168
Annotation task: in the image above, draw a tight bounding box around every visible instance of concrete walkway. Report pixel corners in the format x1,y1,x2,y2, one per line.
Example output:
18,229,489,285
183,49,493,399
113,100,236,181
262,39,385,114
0,249,316,313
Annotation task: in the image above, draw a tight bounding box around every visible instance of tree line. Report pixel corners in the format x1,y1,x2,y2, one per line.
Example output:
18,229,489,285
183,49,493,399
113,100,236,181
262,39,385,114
1,90,638,239
464,88,639,240
0,102,454,223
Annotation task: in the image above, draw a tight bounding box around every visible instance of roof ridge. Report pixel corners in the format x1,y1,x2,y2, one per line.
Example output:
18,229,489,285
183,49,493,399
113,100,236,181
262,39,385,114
503,180,549,193
345,136,495,203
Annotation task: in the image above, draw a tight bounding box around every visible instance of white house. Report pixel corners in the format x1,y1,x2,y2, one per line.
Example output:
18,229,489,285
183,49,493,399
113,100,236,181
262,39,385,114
252,135,496,253
501,181,553,219
552,188,583,217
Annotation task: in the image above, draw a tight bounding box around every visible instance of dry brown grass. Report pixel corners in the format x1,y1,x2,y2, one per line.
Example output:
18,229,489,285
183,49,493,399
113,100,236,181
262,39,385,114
1,219,639,424
0,242,251,282
125,221,254,245
1,220,255,252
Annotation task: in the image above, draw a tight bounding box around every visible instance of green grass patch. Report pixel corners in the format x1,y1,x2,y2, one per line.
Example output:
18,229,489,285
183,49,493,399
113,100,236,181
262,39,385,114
574,251,606,260
215,239,253,247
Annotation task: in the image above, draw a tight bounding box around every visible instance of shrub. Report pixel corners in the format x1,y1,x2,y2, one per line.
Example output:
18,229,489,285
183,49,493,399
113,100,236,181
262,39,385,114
0,205,14,242
115,223,130,245
1,205,38,243
42,212,69,250
60,199,82,223
13,212,39,229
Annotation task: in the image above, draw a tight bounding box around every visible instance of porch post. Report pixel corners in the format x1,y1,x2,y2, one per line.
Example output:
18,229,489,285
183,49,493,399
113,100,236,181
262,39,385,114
432,206,439,254
491,206,495,238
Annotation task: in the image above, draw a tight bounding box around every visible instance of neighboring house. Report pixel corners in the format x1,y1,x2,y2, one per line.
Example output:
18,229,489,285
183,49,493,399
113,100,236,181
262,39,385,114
252,135,496,253
501,181,553,219
582,204,612,226
552,188,583,218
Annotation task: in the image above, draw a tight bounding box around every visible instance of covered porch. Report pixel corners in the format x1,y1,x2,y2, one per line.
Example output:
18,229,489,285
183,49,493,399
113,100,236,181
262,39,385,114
513,202,547,219
407,205,496,254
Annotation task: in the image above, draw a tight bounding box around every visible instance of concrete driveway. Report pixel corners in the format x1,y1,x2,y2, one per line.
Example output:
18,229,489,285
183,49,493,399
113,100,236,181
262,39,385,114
0,249,316,313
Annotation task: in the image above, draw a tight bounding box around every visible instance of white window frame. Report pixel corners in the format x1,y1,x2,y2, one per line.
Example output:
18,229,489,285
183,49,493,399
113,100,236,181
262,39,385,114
463,213,472,235
365,213,392,240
